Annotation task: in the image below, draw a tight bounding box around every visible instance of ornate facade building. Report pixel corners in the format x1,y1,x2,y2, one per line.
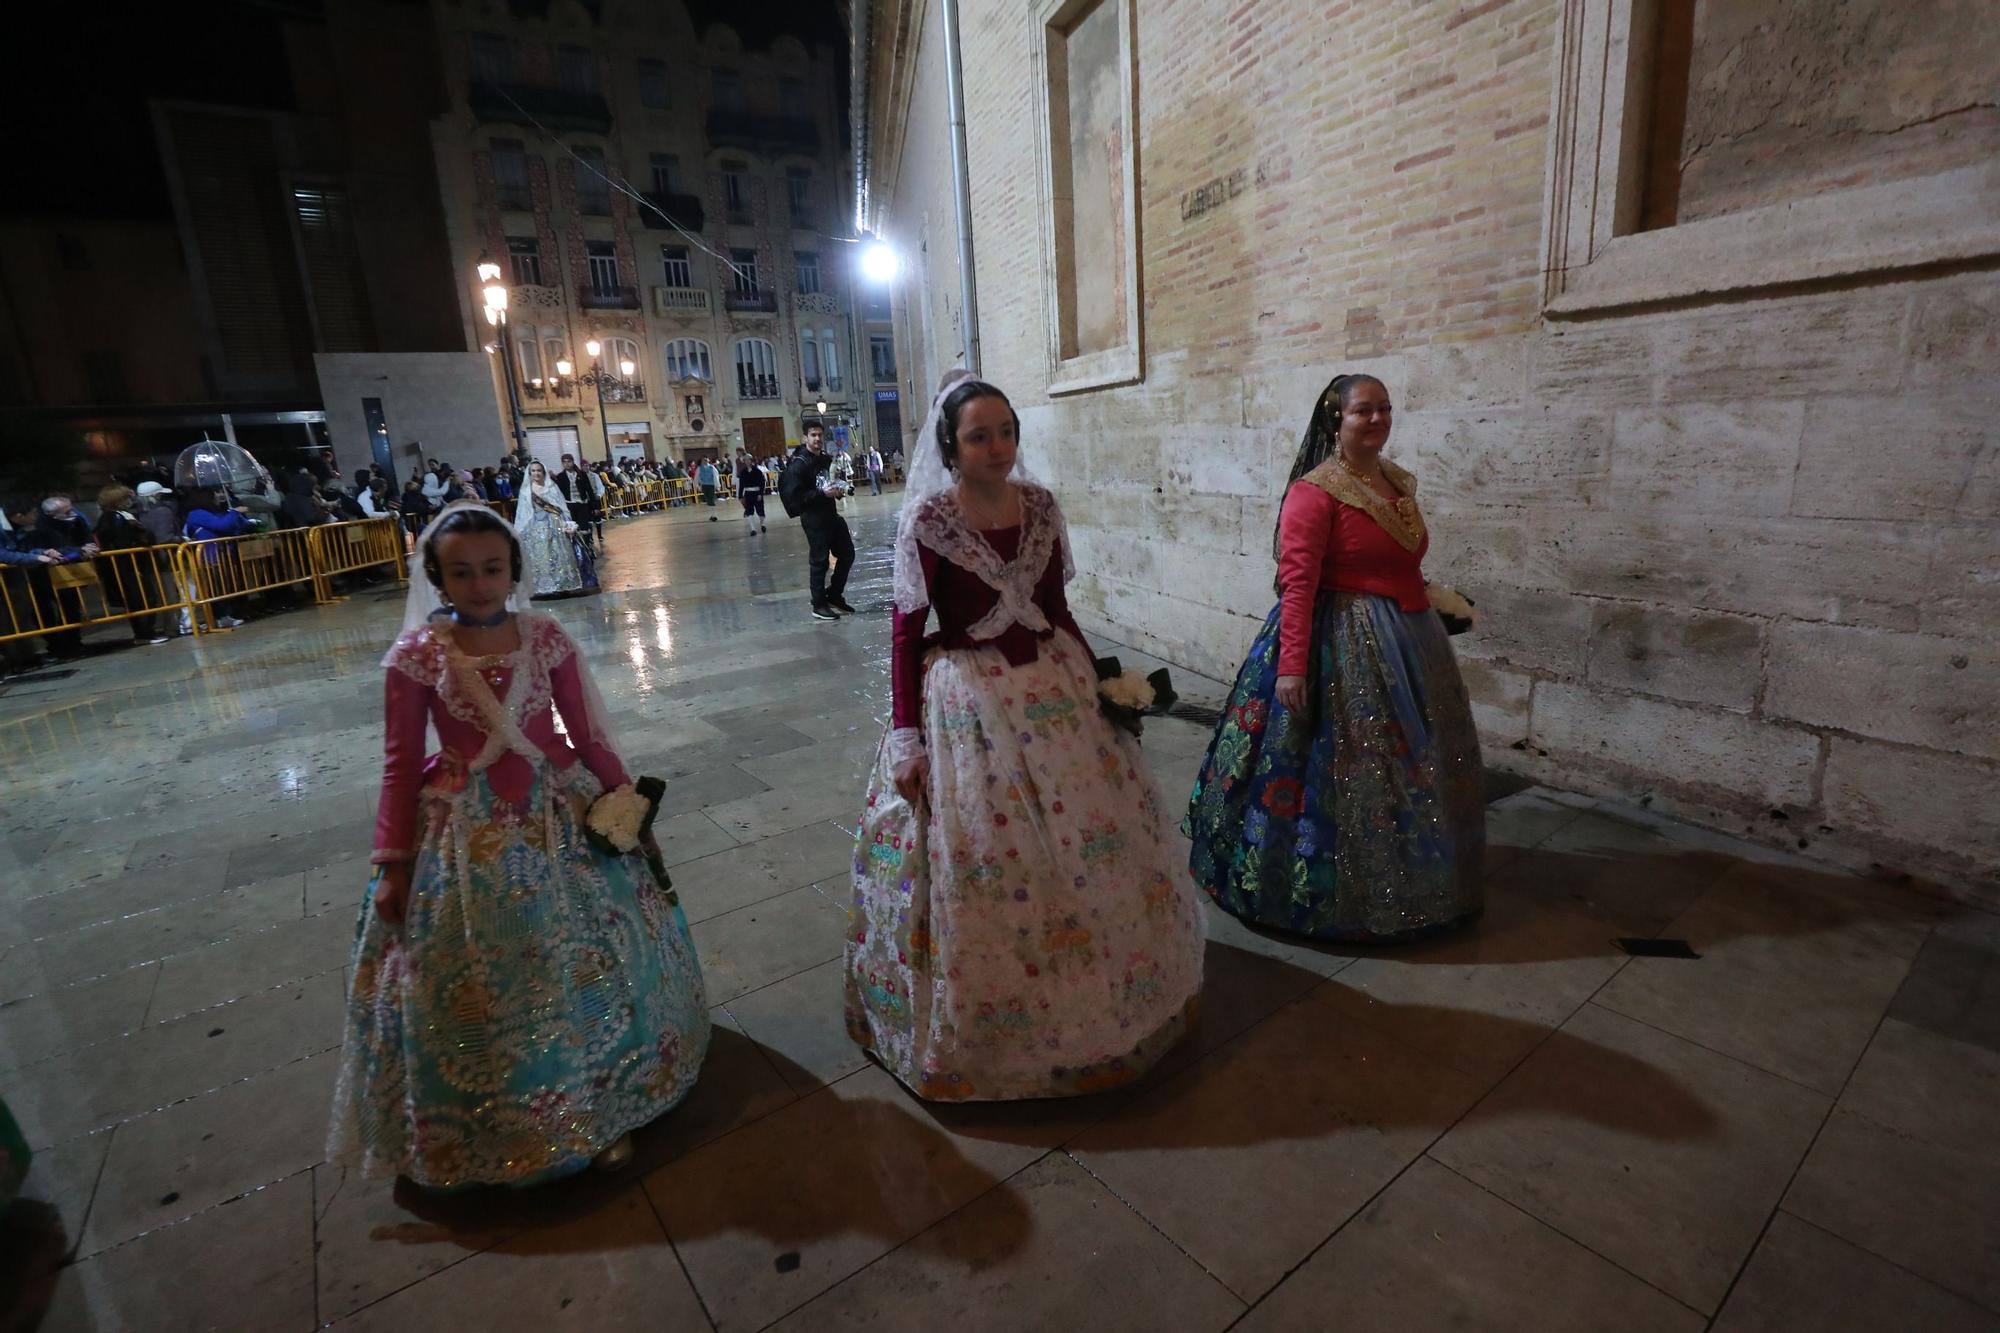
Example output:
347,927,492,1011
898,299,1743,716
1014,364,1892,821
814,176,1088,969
433,0,866,467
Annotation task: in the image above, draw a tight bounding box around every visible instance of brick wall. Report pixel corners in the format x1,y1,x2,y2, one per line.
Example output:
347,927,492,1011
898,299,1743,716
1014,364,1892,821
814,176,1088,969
872,0,2000,893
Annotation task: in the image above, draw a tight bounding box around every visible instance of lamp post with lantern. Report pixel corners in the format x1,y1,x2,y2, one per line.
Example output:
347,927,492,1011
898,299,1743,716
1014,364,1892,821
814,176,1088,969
573,337,638,463
476,255,529,462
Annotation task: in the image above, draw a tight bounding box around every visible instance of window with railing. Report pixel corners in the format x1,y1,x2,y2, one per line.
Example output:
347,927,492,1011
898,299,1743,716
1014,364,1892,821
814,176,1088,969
721,163,747,217
795,250,821,294
785,168,812,222
713,69,743,112
575,146,611,215
559,46,597,97
819,328,842,393
870,334,896,382
507,236,541,287
492,139,531,210
661,245,692,288
734,338,779,399
603,335,644,400
470,32,514,85
649,153,681,197
587,241,620,294
638,58,669,110
729,248,759,295
663,337,712,383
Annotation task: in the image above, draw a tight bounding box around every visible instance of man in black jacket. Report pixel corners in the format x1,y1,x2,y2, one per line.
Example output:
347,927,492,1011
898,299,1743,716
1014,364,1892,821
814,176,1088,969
779,422,854,621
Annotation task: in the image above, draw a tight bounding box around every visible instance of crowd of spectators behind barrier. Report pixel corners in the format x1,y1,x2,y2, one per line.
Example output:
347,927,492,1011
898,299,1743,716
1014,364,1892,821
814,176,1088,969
0,444,901,678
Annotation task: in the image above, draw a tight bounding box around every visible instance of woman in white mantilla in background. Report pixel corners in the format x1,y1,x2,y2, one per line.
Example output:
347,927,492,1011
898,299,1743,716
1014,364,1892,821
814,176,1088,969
844,373,1206,1102
515,460,588,599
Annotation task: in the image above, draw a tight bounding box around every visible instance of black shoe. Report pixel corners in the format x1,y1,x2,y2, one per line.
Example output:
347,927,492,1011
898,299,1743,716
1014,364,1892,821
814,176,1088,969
811,605,839,622
830,597,858,615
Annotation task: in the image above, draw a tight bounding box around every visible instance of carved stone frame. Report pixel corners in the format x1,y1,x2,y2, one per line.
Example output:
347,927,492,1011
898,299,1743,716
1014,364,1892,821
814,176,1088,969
1032,0,1144,395
1539,0,2000,316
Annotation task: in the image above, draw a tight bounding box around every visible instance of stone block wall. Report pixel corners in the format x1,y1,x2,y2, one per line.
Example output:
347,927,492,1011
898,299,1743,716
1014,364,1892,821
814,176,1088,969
871,0,1999,891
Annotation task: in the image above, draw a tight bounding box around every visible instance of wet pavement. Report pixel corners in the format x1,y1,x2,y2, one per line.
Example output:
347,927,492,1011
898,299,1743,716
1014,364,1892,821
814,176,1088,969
3,491,1995,1331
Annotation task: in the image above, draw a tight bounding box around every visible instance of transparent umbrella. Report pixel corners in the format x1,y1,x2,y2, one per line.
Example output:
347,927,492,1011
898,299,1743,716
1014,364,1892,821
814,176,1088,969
173,439,264,493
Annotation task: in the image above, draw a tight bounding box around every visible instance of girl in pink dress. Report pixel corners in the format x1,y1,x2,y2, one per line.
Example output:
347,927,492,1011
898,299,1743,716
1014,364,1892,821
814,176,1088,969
329,503,707,1188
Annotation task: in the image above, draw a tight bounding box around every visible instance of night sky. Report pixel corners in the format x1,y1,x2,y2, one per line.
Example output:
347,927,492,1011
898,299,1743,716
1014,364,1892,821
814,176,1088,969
4,0,845,222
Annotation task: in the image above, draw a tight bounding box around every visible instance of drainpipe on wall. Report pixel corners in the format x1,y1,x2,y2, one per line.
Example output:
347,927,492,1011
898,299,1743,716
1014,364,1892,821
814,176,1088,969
851,0,871,236
939,0,981,375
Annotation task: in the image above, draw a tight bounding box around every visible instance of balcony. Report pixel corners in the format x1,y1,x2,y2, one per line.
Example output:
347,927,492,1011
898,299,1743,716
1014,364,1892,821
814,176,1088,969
603,381,648,404
513,283,565,311
581,285,641,310
737,373,781,400
794,291,839,317
652,286,712,318
639,191,705,232
521,380,579,411
470,80,612,135
706,110,820,154
724,288,778,314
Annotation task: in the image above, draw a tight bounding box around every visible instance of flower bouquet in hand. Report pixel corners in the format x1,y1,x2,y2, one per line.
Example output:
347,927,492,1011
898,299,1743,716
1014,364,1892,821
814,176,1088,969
1425,583,1479,637
585,775,676,900
1093,656,1178,740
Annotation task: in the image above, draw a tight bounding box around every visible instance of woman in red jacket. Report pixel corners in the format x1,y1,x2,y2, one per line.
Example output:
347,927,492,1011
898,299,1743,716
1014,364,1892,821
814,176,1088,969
1184,373,1484,942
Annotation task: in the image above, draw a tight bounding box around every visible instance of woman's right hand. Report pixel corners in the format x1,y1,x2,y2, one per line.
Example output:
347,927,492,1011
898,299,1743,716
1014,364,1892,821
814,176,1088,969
374,862,412,924
1275,675,1308,713
893,754,930,806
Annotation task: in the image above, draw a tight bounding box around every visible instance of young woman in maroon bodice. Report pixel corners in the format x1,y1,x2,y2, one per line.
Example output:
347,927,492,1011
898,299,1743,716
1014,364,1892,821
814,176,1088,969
844,376,1205,1102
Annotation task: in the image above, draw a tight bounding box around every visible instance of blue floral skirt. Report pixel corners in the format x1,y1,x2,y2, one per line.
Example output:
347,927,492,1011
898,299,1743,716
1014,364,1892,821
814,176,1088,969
330,762,708,1188
1184,592,1484,942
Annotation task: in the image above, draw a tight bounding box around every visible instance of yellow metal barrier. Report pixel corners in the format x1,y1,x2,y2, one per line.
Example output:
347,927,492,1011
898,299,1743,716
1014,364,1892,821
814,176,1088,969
309,518,408,586
0,548,190,647
176,527,326,633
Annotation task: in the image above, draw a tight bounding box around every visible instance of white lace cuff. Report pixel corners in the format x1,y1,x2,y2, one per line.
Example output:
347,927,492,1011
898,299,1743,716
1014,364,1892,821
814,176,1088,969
886,727,926,767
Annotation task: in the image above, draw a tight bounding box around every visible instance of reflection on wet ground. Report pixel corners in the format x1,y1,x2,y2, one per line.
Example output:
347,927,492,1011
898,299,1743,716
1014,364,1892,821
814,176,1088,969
4,491,1996,1330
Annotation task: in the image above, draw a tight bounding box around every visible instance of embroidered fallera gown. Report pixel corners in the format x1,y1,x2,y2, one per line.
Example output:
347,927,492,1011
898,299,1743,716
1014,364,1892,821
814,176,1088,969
1184,457,1484,941
846,483,1207,1101
330,610,708,1187
517,484,589,598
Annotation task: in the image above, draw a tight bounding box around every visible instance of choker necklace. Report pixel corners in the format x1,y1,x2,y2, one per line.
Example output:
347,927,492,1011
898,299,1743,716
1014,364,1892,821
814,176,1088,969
449,606,512,628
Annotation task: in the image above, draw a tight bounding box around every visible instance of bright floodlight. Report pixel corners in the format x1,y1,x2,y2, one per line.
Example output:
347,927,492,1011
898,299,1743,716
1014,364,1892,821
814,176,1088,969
859,239,900,284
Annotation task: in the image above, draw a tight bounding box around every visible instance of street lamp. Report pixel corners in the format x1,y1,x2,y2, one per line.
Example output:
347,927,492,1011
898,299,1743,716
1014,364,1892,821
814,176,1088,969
858,235,900,284
476,254,528,461
574,337,638,463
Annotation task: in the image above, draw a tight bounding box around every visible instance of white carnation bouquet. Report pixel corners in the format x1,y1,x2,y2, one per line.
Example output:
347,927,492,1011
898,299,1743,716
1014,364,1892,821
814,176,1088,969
1093,657,1178,739
1425,582,1479,635
584,775,675,899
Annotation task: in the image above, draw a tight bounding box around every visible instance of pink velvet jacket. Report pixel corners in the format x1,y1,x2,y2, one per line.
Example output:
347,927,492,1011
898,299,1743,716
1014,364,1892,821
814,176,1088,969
372,612,629,864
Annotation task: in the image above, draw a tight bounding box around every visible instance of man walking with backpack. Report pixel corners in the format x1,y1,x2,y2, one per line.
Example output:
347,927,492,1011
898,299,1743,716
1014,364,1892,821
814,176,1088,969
779,421,855,622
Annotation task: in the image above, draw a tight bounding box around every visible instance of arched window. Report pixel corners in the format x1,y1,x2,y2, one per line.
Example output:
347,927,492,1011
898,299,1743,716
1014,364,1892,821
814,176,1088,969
662,338,711,383
604,335,644,401
734,337,779,399
516,335,543,386
542,337,568,376
798,333,820,390
820,327,841,392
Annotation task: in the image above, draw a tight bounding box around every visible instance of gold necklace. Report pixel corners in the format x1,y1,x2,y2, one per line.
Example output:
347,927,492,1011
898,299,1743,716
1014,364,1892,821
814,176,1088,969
1337,450,1413,513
